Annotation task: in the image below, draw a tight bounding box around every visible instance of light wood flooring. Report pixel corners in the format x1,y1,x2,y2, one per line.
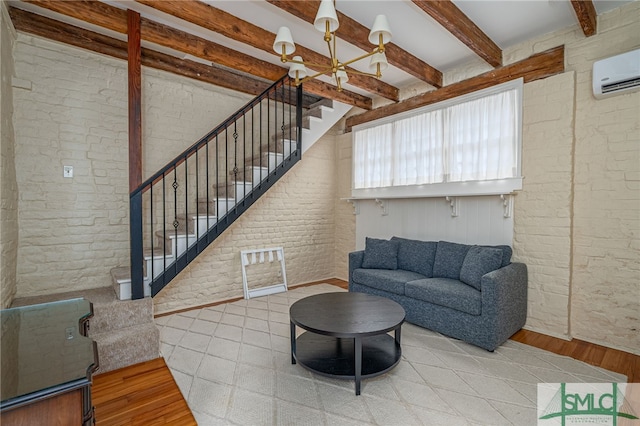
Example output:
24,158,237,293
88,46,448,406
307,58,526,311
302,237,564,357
92,279,638,425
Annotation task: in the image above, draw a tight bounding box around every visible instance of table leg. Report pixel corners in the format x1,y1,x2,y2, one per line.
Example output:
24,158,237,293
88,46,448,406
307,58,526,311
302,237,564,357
395,325,402,347
290,322,296,365
354,336,362,395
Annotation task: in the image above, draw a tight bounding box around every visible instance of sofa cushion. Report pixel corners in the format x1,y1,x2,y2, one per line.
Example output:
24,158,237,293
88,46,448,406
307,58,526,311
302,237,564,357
460,246,503,290
483,245,512,267
432,241,471,280
361,237,399,270
405,278,481,316
391,237,437,277
352,269,425,296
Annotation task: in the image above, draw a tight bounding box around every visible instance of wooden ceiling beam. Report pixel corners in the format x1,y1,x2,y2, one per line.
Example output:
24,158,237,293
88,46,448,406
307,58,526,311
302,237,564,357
19,1,371,109
135,0,399,101
8,7,276,99
570,0,597,37
265,0,442,88
345,46,565,132
411,0,502,68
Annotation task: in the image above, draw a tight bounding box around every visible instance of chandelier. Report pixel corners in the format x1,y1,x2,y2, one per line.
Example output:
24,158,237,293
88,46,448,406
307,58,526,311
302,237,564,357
272,0,392,91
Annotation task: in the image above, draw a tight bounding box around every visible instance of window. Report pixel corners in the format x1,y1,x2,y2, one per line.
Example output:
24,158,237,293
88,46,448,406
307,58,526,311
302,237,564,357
352,79,523,198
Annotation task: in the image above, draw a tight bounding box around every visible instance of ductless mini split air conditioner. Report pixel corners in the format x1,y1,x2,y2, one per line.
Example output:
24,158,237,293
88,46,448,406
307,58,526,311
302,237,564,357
592,48,640,99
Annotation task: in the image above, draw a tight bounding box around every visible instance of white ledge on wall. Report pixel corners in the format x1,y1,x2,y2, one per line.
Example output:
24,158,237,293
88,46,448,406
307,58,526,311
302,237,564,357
350,178,522,199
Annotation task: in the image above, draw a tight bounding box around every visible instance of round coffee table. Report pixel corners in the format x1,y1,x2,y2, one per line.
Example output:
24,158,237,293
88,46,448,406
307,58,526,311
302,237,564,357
289,292,405,395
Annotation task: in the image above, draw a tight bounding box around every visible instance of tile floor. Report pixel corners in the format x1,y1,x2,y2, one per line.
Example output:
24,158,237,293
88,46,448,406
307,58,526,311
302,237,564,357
156,284,626,425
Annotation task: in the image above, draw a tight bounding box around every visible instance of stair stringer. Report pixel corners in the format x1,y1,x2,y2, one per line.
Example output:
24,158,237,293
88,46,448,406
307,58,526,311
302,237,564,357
301,100,351,154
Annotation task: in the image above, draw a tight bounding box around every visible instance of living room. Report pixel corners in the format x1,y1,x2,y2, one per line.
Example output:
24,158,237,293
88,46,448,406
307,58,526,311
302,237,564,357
1,0,638,424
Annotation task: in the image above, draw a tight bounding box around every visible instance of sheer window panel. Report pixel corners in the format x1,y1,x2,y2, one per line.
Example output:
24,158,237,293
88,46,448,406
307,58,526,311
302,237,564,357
446,89,517,182
353,123,393,189
393,109,445,185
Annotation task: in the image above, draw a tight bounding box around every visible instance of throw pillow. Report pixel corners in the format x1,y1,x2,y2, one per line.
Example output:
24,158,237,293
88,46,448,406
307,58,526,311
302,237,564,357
460,246,503,290
432,241,471,280
391,237,437,277
362,237,399,270
482,244,512,267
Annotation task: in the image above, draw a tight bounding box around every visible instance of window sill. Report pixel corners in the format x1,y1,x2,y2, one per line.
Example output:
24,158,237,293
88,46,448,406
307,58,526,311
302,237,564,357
344,178,522,217
349,177,522,199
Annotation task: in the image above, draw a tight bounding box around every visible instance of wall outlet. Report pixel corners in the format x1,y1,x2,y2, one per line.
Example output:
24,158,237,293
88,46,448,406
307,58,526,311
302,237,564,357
63,165,73,178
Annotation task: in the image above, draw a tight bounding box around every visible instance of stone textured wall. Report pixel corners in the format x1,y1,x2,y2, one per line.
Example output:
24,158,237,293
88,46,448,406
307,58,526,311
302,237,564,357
1,3,18,308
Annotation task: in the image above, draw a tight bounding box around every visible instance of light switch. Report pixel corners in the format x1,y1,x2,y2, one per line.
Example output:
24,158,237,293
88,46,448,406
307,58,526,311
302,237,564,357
63,165,73,178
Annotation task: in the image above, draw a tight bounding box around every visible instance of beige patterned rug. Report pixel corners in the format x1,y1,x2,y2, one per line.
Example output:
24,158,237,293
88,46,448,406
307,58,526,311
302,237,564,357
156,284,626,425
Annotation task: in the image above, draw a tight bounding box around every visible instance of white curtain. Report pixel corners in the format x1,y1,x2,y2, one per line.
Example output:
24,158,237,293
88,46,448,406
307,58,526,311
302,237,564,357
393,110,444,185
353,87,519,189
446,89,517,182
353,123,393,189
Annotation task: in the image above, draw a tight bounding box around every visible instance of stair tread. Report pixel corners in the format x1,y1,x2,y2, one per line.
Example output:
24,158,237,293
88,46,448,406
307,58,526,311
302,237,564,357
91,321,158,341
11,285,117,307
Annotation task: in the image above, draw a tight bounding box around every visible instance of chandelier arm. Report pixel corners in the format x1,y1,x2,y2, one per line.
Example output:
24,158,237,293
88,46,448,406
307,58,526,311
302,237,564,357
300,67,335,82
282,56,328,69
340,49,381,69
342,68,380,78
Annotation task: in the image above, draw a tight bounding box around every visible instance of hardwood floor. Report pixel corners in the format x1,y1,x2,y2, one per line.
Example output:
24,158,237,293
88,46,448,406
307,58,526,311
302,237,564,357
93,279,638,424
92,358,196,425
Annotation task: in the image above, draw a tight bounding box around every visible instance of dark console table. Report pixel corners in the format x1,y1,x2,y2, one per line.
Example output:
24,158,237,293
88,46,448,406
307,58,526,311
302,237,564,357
289,292,405,395
1,298,99,425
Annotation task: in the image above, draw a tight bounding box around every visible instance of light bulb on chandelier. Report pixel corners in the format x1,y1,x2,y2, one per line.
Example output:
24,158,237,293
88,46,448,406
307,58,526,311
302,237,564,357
272,0,392,91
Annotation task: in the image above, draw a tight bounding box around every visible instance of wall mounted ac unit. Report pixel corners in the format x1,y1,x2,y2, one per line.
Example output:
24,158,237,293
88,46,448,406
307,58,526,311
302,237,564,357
592,48,640,99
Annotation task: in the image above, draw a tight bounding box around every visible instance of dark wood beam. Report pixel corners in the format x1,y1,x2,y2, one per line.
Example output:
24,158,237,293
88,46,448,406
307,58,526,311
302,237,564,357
128,9,142,193
345,46,565,132
135,0,399,101
411,0,502,67
266,0,442,88
20,0,370,109
570,0,597,37
9,8,267,97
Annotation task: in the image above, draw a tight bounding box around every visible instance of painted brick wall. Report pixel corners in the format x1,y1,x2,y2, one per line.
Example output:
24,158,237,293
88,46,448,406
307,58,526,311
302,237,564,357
334,130,356,280
515,72,575,339
12,34,251,297
152,132,338,314
567,6,639,353
1,3,18,308
12,32,338,312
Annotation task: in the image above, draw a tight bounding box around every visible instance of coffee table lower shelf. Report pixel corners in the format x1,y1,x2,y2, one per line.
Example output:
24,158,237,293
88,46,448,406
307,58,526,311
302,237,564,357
293,332,401,389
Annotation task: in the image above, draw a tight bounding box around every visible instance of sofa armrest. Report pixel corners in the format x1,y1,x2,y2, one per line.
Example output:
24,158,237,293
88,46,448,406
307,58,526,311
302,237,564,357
348,251,365,290
480,262,528,326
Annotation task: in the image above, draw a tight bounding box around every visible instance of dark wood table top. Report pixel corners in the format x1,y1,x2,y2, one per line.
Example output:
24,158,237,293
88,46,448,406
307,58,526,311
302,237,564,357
289,292,405,338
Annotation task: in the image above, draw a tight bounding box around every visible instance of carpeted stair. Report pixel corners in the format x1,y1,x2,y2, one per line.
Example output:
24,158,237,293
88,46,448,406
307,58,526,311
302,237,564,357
11,286,159,375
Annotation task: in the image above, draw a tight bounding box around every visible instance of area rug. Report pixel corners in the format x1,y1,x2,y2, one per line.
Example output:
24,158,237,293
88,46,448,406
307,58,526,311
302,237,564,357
156,284,626,425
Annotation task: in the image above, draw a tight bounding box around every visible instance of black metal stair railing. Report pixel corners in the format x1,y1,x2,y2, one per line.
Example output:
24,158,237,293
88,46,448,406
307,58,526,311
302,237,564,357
129,76,303,299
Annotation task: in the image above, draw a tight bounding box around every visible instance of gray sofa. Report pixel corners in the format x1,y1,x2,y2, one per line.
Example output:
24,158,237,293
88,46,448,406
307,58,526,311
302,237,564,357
349,237,527,351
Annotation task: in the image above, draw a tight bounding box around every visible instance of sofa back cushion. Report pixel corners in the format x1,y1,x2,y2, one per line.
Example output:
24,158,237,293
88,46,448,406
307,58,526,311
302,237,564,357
483,245,512,267
432,241,471,280
391,237,437,277
361,237,399,270
460,246,504,290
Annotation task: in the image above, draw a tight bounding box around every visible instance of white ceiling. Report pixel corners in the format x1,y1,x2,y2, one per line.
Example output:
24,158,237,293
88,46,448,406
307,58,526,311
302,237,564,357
11,0,635,97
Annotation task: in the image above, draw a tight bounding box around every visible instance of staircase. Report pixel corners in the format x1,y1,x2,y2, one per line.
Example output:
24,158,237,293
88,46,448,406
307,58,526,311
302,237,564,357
11,79,350,374
111,81,351,300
